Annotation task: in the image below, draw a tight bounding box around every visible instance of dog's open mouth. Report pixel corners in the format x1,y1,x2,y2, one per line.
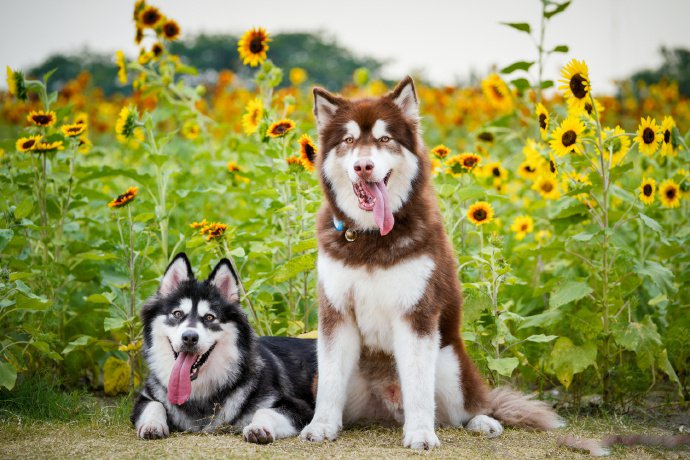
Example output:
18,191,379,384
351,170,394,236
167,340,216,405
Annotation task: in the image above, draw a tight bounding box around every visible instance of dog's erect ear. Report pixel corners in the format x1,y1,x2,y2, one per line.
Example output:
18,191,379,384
208,259,240,304
313,87,342,127
389,76,419,121
160,253,194,297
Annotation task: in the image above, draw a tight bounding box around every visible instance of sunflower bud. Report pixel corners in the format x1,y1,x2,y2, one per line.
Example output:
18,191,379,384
6,67,27,101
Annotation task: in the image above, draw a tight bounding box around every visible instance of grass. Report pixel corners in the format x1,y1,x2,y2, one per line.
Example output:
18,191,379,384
1,385,688,460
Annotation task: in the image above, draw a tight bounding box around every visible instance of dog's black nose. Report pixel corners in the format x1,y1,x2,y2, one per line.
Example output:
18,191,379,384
181,330,199,345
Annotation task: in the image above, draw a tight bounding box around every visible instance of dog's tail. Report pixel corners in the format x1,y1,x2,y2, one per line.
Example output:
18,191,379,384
486,387,564,430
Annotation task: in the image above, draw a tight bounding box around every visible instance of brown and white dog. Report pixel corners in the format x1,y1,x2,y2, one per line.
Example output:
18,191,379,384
299,76,563,450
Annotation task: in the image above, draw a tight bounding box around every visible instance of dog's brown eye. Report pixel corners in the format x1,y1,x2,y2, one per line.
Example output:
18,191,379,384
173,310,183,319
379,136,390,143
344,136,354,144
204,314,215,322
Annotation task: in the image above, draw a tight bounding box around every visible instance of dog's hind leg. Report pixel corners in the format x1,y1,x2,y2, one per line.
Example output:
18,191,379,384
300,300,360,443
133,398,170,440
243,408,299,444
392,319,440,450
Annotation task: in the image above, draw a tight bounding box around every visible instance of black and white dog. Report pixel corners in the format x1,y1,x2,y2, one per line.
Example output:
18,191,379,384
131,253,317,444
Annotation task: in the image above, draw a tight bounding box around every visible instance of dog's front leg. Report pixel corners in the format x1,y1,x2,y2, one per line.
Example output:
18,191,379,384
133,398,170,440
300,300,360,443
393,318,440,450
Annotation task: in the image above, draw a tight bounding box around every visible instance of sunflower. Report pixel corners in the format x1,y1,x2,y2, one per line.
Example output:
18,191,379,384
190,219,208,230
510,215,534,241
445,154,480,177
458,152,481,170
16,135,41,152
135,27,144,45
267,119,295,138
138,50,153,65
27,110,57,127
582,98,604,118
558,59,590,112
61,123,86,138
517,160,540,181
33,140,64,153
201,222,228,241
481,73,513,112
535,229,552,245
660,116,677,157
544,152,559,177
549,116,585,156
227,162,241,173
638,178,656,205
289,67,308,86
601,126,631,168
162,19,181,40
658,179,681,208
634,117,662,156
286,156,304,169
535,103,549,140
77,136,92,154
108,187,138,208
237,27,271,67
115,106,139,141
151,43,164,59
115,50,127,85
138,5,164,28
477,132,495,144
181,120,200,140
431,144,450,158
75,112,88,126
6,67,27,100
242,97,263,135
485,161,508,182
298,134,317,171
532,176,561,200
430,157,442,176
466,201,494,226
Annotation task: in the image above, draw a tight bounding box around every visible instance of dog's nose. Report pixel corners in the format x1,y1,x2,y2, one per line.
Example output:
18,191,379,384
354,159,374,179
181,330,199,346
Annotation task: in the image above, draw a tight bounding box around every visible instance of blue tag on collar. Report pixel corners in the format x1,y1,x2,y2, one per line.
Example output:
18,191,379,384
333,217,344,231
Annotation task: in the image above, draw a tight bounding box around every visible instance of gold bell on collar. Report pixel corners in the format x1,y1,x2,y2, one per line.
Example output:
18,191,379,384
344,229,357,242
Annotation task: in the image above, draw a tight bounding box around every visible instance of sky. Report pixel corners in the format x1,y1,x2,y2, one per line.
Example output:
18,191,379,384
1,0,689,93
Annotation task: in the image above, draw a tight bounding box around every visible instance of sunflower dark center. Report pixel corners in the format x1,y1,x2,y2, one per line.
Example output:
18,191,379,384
164,23,179,37
249,37,264,54
491,85,504,100
665,188,676,199
478,132,494,142
525,165,536,173
272,124,288,135
664,129,671,143
585,103,593,115
538,114,547,129
304,144,316,163
22,139,36,149
152,44,163,57
541,182,554,193
33,115,52,124
569,74,588,99
643,184,652,196
463,157,478,167
473,209,487,221
549,160,556,173
562,130,577,147
642,127,655,144
521,224,528,231
492,167,501,177
143,10,159,25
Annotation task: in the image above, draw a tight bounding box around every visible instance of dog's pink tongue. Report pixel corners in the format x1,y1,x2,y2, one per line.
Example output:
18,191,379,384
364,181,394,236
168,352,197,405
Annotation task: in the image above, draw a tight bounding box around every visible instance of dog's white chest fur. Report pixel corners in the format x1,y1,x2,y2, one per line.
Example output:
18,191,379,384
318,252,435,351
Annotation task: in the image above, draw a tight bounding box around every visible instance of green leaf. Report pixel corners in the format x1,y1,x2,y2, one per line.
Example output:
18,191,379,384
502,22,531,33
229,247,246,258
293,238,318,253
0,229,13,252
549,281,592,308
104,316,126,331
86,293,114,304
540,80,554,89
273,253,317,283
549,337,596,388
639,213,662,233
570,232,594,242
511,78,531,92
525,334,558,343
487,357,519,377
544,1,571,19
62,335,91,355
501,61,534,74
0,360,18,390
15,292,51,311
551,45,569,53
461,331,476,342
634,261,673,292
519,309,562,329
14,198,33,220
455,186,486,202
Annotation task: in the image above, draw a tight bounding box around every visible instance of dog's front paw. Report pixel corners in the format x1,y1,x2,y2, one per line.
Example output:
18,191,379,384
243,423,275,444
403,429,440,450
466,414,504,438
300,421,340,442
137,420,170,440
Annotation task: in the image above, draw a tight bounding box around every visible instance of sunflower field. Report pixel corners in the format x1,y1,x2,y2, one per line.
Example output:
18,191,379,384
1,0,689,412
